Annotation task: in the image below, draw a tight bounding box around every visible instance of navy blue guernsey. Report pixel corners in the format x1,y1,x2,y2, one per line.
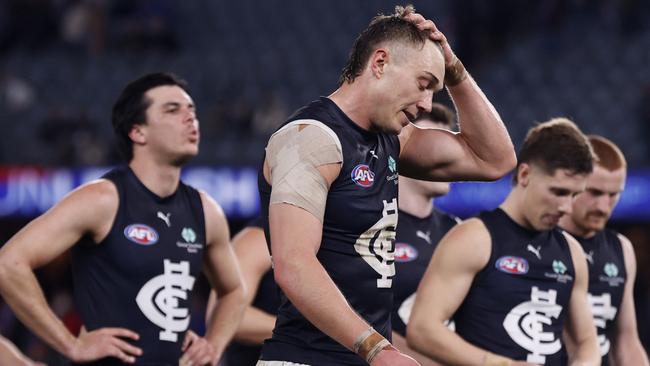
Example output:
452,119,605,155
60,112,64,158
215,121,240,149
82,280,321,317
454,208,575,365
391,208,459,336
561,229,626,365
71,166,206,365
221,217,280,366
258,97,400,365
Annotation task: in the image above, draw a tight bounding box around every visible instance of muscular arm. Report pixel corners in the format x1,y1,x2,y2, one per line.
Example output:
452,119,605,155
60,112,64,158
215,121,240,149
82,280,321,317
392,331,440,366
407,219,511,365
562,233,600,366
0,181,139,361
0,335,43,366
200,192,246,357
398,75,516,182
207,226,275,345
610,234,649,366
270,165,373,350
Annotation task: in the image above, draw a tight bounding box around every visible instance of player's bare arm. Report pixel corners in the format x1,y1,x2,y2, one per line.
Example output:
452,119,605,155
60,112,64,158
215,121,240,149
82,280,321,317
392,331,441,366
398,12,516,182
0,335,46,366
407,219,538,366
265,124,418,365
610,234,649,366
562,232,601,366
0,180,142,363
227,226,274,345
181,191,246,366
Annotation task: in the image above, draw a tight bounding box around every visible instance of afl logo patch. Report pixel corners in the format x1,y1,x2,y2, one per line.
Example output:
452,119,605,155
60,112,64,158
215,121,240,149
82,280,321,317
395,243,418,262
496,256,529,275
124,224,159,246
351,164,375,187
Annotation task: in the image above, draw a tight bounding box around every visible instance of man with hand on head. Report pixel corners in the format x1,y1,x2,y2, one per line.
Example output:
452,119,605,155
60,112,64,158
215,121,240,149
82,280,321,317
258,4,516,366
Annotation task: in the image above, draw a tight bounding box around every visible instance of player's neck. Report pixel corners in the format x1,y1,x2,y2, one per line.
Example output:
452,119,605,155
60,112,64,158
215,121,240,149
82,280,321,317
129,158,181,198
500,192,535,231
558,217,596,239
329,85,373,131
399,191,434,219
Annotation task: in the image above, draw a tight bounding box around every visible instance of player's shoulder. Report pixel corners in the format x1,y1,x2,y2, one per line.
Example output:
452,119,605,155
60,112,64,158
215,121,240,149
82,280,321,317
614,232,636,267
47,179,120,229
197,190,225,220
67,178,118,209
560,230,583,253
436,218,492,271
269,119,342,151
441,218,491,249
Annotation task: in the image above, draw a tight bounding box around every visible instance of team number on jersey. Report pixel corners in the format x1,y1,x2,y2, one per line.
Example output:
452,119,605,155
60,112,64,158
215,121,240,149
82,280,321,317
354,198,398,288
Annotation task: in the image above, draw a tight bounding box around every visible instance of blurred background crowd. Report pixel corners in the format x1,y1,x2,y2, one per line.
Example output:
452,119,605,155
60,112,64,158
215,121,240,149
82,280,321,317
1,0,649,362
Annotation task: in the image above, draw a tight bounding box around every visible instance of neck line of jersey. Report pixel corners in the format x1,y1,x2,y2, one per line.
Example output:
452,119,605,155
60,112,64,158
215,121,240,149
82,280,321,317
126,166,180,204
320,96,378,139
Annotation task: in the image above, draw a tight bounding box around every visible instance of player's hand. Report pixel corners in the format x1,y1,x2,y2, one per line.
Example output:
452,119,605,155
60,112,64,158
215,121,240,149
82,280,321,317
401,11,456,68
179,330,220,366
69,327,142,364
370,347,420,366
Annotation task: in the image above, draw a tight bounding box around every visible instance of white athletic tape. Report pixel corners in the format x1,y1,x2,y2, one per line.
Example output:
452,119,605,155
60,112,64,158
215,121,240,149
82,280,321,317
267,120,343,222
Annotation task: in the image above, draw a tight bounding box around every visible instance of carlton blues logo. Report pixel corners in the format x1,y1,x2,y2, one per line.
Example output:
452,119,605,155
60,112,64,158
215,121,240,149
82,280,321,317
351,164,375,187
124,224,159,245
496,256,529,275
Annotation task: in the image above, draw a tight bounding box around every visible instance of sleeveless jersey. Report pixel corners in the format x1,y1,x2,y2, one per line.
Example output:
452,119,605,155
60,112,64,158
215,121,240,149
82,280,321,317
71,166,206,365
221,217,280,366
454,208,575,365
391,208,459,336
258,97,400,365
561,229,626,365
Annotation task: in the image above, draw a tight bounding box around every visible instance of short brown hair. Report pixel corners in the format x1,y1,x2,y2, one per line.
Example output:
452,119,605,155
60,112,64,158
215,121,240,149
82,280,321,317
338,5,435,85
514,118,595,183
414,102,456,130
588,135,627,171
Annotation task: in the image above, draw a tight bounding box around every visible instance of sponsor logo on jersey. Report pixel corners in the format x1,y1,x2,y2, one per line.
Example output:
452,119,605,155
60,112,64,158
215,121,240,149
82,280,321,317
552,260,567,274
599,262,625,286
395,243,418,262
351,164,375,187
388,156,397,173
157,211,171,227
385,156,399,185
495,256,529,275
124,224,159,245
177,227,203,254
544,259,573,283
604,262,618,277
526,244,542,260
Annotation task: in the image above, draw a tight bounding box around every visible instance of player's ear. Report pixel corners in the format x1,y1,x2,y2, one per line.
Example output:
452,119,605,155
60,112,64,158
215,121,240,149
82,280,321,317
129,123,147,145
518,163,531,187
370,48,389,79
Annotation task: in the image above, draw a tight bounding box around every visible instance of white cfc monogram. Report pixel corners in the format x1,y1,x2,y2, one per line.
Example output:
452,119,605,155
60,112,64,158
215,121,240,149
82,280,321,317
503,286,563,363
354,198,398,288
136,259,196,342
588,293,618,356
